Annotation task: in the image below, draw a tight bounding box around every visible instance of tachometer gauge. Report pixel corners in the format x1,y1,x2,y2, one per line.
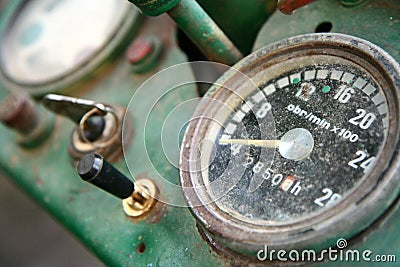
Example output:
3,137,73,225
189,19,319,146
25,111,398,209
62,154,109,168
180,34,400,257
0,0,138,93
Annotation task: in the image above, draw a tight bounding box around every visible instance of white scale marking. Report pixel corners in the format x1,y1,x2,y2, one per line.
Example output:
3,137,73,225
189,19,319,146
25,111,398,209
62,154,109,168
351,77,387,125
220,134,231,143
263,84,276,95
241,101,254,113
372,93,385,106
353,77,367,89
362,84,376,96
316,69,329,79
290,73,301,83
377,104,388,115
251,91,265,103
304,70,316,80
330,70,343,80
225,123,237,135
341,72,355,84
277,77,289,88
382,117,389,129
232,110,245,122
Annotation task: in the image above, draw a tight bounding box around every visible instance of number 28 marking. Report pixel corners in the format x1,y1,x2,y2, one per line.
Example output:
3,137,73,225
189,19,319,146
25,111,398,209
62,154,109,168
314,188,342,207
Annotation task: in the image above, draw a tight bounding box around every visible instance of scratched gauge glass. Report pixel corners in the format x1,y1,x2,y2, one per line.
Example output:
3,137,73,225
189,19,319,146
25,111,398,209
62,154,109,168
203,62,388,222
0,0,130,84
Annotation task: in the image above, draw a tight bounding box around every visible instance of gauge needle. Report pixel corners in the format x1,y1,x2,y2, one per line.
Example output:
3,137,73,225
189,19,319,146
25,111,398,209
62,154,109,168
219,128,314,161
219,139,281,148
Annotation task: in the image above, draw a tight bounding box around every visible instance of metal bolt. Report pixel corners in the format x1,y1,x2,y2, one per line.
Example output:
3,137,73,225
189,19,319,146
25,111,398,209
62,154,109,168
0,93,54,148
0,93,39,134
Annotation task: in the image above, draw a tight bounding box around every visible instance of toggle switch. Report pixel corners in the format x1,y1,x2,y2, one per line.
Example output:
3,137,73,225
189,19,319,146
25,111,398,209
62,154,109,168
77,153,158,217
77,153,134,199
42,94,134,165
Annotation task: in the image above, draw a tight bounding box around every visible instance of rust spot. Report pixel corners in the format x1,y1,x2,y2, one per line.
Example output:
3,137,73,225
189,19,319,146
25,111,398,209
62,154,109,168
126,37,154,64
79,188,90,193
277,0,318,15
35,176,43,188
302,84,310,97
135,242,146,254
9,155,18,168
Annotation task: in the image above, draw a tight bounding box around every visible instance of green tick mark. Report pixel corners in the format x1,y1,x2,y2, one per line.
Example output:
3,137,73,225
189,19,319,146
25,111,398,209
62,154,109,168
322,85,331,93
293,78,300,84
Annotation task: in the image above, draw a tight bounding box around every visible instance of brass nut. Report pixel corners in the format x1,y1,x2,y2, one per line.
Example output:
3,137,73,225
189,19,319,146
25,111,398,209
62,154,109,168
123,179,157,217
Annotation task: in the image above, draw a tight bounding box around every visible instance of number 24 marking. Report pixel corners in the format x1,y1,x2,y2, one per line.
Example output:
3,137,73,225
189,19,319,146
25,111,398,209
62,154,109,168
348,151,376,173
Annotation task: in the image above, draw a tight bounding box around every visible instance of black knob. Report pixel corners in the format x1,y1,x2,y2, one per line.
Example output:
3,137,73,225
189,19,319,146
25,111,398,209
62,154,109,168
82,115,106,142
77,153,134,199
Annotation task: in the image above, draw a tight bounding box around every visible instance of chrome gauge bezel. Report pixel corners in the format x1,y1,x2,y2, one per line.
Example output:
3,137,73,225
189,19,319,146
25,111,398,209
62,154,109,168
180,33,400,256
0,0,140,95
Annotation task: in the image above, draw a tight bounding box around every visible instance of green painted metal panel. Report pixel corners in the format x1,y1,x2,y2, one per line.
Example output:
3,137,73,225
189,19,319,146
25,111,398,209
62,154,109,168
0,0,399,266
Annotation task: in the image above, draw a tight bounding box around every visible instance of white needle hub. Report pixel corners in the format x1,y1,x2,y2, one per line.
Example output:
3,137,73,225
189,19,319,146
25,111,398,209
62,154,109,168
278,128,314,161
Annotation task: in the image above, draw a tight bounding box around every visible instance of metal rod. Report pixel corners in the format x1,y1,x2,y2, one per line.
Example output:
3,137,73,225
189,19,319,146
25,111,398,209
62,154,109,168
167,0,243,65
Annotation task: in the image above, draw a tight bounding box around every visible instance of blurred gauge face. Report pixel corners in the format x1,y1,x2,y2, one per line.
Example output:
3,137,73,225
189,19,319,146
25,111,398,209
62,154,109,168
0,0,130,85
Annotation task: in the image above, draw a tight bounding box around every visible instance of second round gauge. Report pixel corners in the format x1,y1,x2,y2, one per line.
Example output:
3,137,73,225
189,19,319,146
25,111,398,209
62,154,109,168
180,34,399,256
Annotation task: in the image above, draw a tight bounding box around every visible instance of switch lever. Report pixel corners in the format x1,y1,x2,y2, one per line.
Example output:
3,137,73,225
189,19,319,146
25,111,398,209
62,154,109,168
42,94,111,124
77,153,158,217
42,95,129,165
77,153,134,199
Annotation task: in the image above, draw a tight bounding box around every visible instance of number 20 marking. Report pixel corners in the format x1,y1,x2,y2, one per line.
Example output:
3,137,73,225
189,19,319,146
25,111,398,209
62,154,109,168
348,109,376,129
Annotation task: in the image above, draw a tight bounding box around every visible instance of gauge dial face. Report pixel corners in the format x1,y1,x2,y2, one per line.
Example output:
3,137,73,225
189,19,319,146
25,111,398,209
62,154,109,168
0,0,130,84
205,63,387,223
